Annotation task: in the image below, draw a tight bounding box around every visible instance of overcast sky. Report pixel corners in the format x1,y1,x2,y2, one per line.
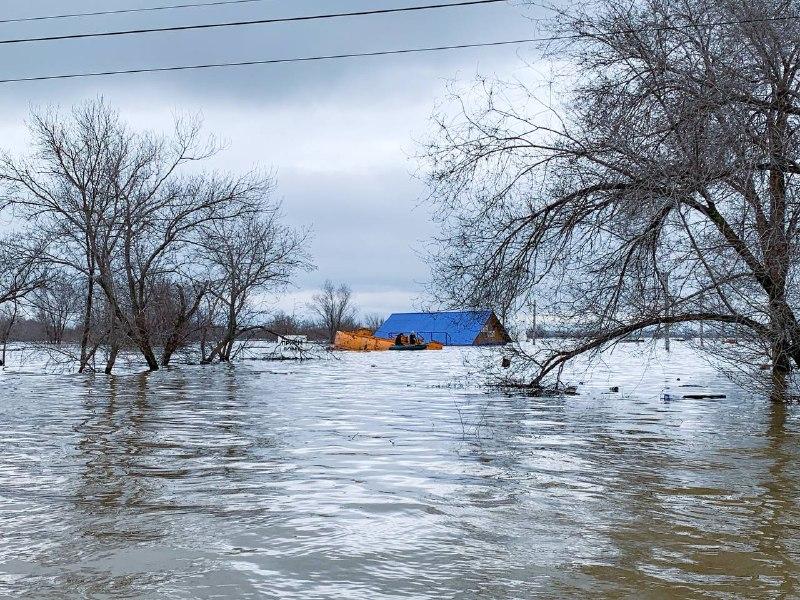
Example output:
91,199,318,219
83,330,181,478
0,0,552,319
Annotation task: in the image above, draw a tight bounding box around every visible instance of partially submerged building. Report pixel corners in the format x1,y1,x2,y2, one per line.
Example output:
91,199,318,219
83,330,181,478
374,310,511,346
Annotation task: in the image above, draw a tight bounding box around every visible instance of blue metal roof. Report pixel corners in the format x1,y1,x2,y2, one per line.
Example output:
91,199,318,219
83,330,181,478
374,310,494,346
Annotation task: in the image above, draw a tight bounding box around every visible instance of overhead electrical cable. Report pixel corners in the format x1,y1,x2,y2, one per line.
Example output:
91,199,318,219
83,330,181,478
0,13,797,85
0,39,538,84
0,0,280,25
0,0,509,46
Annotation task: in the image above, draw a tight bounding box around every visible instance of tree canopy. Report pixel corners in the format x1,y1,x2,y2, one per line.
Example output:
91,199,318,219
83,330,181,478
423,0,800,400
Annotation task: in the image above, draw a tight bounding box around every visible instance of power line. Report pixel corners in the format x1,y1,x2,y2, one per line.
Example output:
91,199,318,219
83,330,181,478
0,0,277,25
0,38,538,84
0,0,509,46
0,12,796,85
3,1,792,50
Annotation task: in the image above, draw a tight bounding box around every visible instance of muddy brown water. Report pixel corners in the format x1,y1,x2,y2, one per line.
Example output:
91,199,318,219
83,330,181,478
1,344,798,598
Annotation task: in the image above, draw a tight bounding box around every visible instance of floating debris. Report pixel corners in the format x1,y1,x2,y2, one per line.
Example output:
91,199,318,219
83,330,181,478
495,381,579,397
664,384,727,401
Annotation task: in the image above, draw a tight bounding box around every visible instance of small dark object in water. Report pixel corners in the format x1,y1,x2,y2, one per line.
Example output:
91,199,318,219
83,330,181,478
610,386,619,392
665,386,727,400
389,344,428,351
525,386,558,397
502,357,512,369
530,384,578,396
499,381,579,397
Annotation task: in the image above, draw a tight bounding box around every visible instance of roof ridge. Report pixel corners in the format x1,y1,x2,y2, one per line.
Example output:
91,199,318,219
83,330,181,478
385,309,491,316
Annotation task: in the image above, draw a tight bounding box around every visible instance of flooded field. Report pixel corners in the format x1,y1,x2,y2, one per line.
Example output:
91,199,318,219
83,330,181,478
1,343,798,598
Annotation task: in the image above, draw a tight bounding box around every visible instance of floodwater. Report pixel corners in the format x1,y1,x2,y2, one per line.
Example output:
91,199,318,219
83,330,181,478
1,343,798,599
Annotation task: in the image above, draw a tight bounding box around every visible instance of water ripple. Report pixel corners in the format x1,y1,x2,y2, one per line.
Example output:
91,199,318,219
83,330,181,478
0,344,798,598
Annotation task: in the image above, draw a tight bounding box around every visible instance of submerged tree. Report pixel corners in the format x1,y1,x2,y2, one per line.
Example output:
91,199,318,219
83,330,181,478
197,210,312,363
0,103,125,371
423,0,800,400
1,99,309,372
0,235,46,365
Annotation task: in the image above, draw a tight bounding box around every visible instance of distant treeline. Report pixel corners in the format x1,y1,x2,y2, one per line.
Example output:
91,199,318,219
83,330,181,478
523,324,738,340
3,310,370,345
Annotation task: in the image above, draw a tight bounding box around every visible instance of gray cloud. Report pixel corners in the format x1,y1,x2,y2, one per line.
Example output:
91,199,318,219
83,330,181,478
0,0,551,317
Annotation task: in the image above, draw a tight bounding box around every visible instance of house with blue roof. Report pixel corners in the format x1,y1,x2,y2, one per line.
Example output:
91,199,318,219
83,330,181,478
373,310,511,346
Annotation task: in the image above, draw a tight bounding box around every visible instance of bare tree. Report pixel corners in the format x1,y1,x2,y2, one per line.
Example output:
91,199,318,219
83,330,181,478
197,210,312,363
1,99,274,371
268,311,305,337
30,272,81,345
423,0,800,401
310,281,357,343
0,102,128,371
24,272,125,373
363,313,386,332
0,234,46,366
194,294,222,364
139,278,207,368
86,119,263,371
0,235,46,308
0,300,18,366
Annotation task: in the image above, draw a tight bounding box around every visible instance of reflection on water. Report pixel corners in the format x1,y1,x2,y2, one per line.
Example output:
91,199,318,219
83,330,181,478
0,345,798,598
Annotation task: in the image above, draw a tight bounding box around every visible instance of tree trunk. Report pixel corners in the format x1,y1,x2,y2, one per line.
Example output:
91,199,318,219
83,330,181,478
140,343,160,371
220,302,238,361
78,271,95,373
201,332,230,364
162,348,174,367
770,353,790,403
162,330,181,367
220,335,235,361
105,344,120,375
200,328,208,363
